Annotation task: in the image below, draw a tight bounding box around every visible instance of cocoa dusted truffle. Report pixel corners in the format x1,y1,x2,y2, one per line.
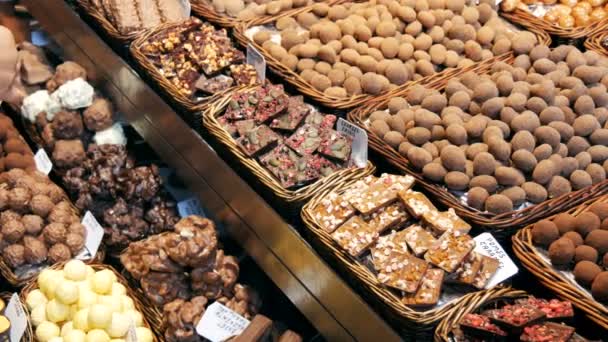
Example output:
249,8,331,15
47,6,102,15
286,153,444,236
8,187,31,212
48,243,71,263
51,110,83,139
588,202,608,221
592,272,608,301
29,195,54,217
574,212,600,237
65,233,85,255
575,245,598,263
83,98,113,131
1,219,25,243
52,140,85,168
2,244,25,268
23,235,47,264
553,213,576,235
585,230,608,255
574,261,601,286
46,61,86,92
21,215,43,235
42,222,66,245
562,231,583,247
548,237,575,266
532,220,559,246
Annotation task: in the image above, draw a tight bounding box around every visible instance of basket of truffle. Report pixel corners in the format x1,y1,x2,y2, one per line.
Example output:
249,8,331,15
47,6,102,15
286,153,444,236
21,259,158,341
348,44,608,236
129,17,261,119
0,168,106,287
0,292,34,341
585,30,608,58
74,0,189,45
190,0,330,28
232,0,550,110
301,172,519,335
120,215,303,341
202,83,375,213
0,112,38,173
434,287,602,342
500,0,608,40
512,194,608,329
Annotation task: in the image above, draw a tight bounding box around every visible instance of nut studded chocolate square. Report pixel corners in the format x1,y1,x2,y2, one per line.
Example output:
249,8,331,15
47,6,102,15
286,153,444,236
195,74,234,94
318,129,353,162
399,190,438,219
403,224,436,256
225,90,258,121
520,322,575,342
370,229,410,273
309,154,340,178
422,208,471,235
236,125,280,157
451,251,483,285
254,85,289,124
270,96,310,131
377,254,428,293
285,124,322,156
305,112,336,130
341,175,376,203
235,119,256,137
363,202,409,234
472,254,500,289
401,268,445,307
348,182,396,216
424,230,475,273
331,216,379,257
229,64,258,86
312,192,356,233
260,144,320,188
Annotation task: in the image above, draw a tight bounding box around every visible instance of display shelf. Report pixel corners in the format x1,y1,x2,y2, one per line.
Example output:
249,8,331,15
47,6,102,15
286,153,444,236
20,0,401,340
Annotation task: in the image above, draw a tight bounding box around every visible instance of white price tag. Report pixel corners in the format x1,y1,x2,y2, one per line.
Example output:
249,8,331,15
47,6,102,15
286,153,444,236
337,118,368,167
177,197,205,218
34,148,52,175
81,211,104,258
247,44,266,82
5,293,27,342
474,233,518,288
196,302,250,342
126,320,137,342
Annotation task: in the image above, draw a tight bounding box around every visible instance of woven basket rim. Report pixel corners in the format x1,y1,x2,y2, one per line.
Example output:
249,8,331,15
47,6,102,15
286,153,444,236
75,0,143,43
501,7,608,39
232,4,550,109
300,179,505,327
585,31,608,58
19,262,162,341
512,194,608,330
201,84,376,204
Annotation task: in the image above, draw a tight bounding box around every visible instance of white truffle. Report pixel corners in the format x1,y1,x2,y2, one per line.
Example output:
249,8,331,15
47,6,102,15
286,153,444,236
51,78,94,110
20,90,61,122
93,123,127,146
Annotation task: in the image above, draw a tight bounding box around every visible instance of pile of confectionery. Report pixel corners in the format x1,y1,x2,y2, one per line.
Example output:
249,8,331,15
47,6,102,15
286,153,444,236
0,113,36,172
312,173,500,307
202,0,314,20
141,18,259,98
121,215,261,340
369,45,608,214
501,0,608,29
0,297,10,339
219,84,353,189
457,296,592,341
532,201,608,302
251,0,538,97
0,168,86,271
88,0,189,34
24,259,154,342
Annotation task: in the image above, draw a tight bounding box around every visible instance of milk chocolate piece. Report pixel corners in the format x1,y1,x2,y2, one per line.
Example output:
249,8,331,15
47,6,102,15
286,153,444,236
459,313,507,340
486,305,546,334
403,224,436,256
472,254,500,289
312,192,356,233
422,208,471,235
401,268,444,307
371,229,410,272
363,202,409,234
331,216,379,257
378,254,428,293
399,190,438,218
451,251,483,285
424,230,475,273
521,323,575,342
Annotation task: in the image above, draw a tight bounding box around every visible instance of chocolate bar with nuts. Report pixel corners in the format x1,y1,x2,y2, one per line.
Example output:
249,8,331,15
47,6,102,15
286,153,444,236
260,144,320,188
331,216,379,257
236,125,280,157
270,96,310,131
377,254,428,293
309,154,340,178
312,192,356,233
486,305,546,334
399,190,438,218
305,112,336,131
318,129,352,162
521,322,575,342
424,230,475,273
422,208,471,235
285,124,322,156
401,268,445,307
254,85,289,124
459,313,507,340
371,229,410,273
472,254,500,289
230,64,258,86
235,119,256,137
403,224,436,256
195,74,234,94
451,251,483,286
363,202,409,234
515,297,574,320
225,90,258,121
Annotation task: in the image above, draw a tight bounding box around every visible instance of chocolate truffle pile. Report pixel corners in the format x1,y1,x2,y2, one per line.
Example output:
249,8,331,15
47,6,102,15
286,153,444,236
121,216,261,341
204,0,313,20
0,113,35,172
369,45,608,214
252,0,538,98
532,202,608,302
0,169,86,271
62,144,178,250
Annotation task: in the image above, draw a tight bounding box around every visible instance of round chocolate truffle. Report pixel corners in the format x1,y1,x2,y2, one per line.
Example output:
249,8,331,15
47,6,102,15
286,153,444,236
562,231,584,247
591,272,608,301
574,261,602,286
585,230,608,255
575,245,599,263
548,238,575,266
553,213,576,235
589,202,608,221
531,220,559,247
574,212,600,237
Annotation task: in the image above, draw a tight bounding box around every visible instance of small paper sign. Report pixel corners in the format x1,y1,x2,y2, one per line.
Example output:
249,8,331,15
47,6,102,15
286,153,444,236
474,233,518,288
337,118,368,167
82,211,104,258
196,302,250,342
126,320,137,342
5,293,27,342
34,148,52,175
247,44,266,82
177,197,205,218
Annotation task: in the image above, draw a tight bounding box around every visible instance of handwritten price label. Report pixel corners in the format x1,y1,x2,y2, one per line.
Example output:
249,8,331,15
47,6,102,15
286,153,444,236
337,118,368,167
196,302,250,342
474,233,518,288
5,293,27,342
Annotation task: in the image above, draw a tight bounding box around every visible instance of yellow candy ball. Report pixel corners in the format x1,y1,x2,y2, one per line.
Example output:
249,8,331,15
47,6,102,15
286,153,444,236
86,329,111,342
48,337,64,342
98,295,122,313
46,299,70,323
55,281,79,305
121,296,134,312
61,322,73,337
39,269,64,299
64,329,87,342
73,308,90,332
135,327,153,342
31,304,47,327
78,290,98,310
26,289,48,310
86,266,95,279
36,321,60,342
111,283,126,296
88,304,112,329
64,260,88,281
107,312,130,338
92,271,114,295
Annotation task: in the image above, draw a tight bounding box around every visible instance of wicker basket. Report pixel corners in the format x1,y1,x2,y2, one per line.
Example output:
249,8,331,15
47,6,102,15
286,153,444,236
300,183,508,335
20,262,162,341
585,31,608,58
347,60,608,237
129,19,242,116
0,292,34,341
74,0,144,45
501,7,608,40
232,4,550,109
434,287,528,342
202,85,376,214
512,194,608,330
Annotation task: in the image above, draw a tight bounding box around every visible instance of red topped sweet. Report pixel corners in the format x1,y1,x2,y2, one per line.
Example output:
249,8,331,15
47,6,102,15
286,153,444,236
516,297,574,320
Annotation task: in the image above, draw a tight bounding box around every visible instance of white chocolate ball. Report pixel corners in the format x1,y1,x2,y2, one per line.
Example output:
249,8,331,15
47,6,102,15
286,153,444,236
91,271,114,295
36,321,60,342
86,329,110,342
73,308,89,332
31,304,47,327
88,304,112,329
135,327,153,342
55,281,79,305
26,289,48,310
61,322,73,337
64,329,86,342
46,299,70,323
107,312,129,338
64,260,88,281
